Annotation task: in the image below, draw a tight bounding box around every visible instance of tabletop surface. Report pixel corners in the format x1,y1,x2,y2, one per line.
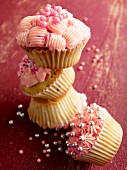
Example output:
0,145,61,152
0,0,127,170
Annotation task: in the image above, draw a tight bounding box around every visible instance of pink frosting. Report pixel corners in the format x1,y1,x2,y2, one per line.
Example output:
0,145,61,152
66,103,104,160
17,4,91,50
17,55,51,87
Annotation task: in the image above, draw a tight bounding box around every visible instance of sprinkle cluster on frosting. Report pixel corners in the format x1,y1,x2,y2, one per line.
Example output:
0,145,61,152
17,4,91,50
66,103,104,160
17,55,51,87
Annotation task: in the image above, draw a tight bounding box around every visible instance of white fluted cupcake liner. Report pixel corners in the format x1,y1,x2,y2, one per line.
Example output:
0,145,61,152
22,40,87,69
28,86,85,129
78,108,123,166
23,67,75,100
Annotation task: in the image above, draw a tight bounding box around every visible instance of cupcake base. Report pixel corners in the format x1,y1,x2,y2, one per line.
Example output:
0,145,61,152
28,87,86,129
22,40,87,69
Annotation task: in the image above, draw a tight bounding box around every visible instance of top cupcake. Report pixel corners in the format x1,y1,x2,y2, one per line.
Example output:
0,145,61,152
17,4,91,51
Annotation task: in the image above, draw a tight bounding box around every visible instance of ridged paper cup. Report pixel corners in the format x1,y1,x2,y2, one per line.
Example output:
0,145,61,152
22,67,75,100
28,87,87,129
66,105,123,166
22,40,87,69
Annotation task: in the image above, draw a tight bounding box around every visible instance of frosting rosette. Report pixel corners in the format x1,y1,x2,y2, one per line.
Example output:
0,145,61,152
66,104,123,166
16,4,91,68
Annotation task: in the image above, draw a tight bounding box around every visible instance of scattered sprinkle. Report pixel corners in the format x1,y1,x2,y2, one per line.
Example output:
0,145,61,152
60,133,65,139
20,113,25,117
80,62,85,66
46,154,50,157
47,149,51,153
44,131,48,135
37,158,41,163
16,111,21,116
29,137,33,141
19,150,23,155
58,140,62,145
18,104,23,109
53,141,58,145
58,147,62,151
45,144,49,148
41,140,45,144
86,47,91,52
95,48,100,53
35,134,39,137
43,149,47,153
92,84,98,89
9,120,13,125
83,17,88,22
53,132,58,137
92,45,96,50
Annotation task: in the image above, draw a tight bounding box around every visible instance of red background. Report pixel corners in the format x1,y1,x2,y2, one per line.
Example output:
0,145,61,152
0,0,127,170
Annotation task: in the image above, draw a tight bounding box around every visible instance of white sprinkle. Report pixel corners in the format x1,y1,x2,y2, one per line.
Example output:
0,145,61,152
95,48,100,53
58,147,62,151
78,65,83,71
18,104,23,109
81,61,85,66
20,113,25,117
93,84,98,89
83,17,88,22
45,144,49,148
35,134,39,137
47,149,51,153
44,131,48,135
9,120,13,124
16,111,21,116
53,141,58,145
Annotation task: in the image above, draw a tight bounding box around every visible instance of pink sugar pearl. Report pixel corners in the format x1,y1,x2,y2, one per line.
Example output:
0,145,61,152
40,10,45,15
39,21,47,27
54,6,58,10
45,6,51,12
53,17,60,24
46,4,51,8
19,150,23,155
57,6,62,12
62,13,67,18
46,154,50,158
59,15,63,20
68,20,74,25
43,149,47,153
40,15,47,21
45,12,51,17
52,11,58,16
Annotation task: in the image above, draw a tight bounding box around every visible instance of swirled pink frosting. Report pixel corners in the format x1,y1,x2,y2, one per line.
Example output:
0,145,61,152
17,55,51,87
66,103,104,160
17,4,91,50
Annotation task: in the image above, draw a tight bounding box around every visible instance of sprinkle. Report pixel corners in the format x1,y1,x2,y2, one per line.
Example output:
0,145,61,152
58,147,62,151
47,149,51,153
93,84,98,89
66,132,70,137
9,120,13,125
70,122,75,128
37,158,41,163
78,146,83,151
72,142,77,147
45,144,49,148
65,150,68,154
79,136,85,141
53,133,58,137
16,111,21,116
86,47,91,52
70,132,75,137
95,48,100,53
41,140,45,144
19,150,23,154
68,20,74,25
92,45,96,50
89,121,95,126
78,65,83,70
58,140,62,145
78,110,82,114
43,149,47,153
35,134,39,137
98,115,102,119
39,21,47,28
40,15,47,21
20,113,25,117
18,104,23,109
44,131,48,135
79,123,85,128
44,6,51,12
53,141,58,145
46,154,50,157
95,54,100,60
61,133,65,139
81,61,85,66
83,17,88,22
29,137,33,141
53,16,60,24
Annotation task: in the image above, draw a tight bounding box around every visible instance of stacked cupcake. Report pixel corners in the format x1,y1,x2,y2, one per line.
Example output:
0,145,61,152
17,4,90,129
17,4,123,166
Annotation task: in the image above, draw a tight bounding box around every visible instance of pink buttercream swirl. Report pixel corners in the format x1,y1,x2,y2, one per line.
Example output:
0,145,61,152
66,103,104,159
17,4,91,50
17,55,51,87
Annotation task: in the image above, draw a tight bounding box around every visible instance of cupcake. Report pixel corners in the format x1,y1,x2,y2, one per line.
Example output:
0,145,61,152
66,103,123,166
17,55,75,100
16,4,91,69
28,87,88,129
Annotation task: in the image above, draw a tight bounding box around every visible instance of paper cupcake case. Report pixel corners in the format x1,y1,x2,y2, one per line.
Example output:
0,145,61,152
23,67,75,100
66,106,123,166
22,40,87,69
28,87,85,129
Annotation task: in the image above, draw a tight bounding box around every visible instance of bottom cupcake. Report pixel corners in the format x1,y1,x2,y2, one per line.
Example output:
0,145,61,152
28,87,87,129
66,103,123,166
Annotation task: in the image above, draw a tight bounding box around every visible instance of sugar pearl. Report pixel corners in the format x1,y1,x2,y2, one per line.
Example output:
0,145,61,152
37,158,41,163
19,150,23,154
53,17,60,24
40,15,47,21
45,7,51,12
39,21,47,28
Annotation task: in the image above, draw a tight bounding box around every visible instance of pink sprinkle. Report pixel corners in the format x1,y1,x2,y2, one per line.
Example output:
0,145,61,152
68,20,74,25
95,48,100,53
45,12,51,17
29,137,33,141
41,140,45,144
52,11,58,16
83,17,88,22
62,13,67,18
19,150,23,155
43,149,47,153
78,66,83,70
45,6,51,12
54,6,58,10
81,62,85,66
37,158,41,163
40,15,47,21
86,47,91,52
59,15,63,20
92,45,96,50
40,9,45,15
58,140,62,145
53,17,60,24
99,58,103,63
46,4,51,8
57,6,62,12
39,21,47,28
95,54,100,60
53,133,58,137
46,154,50,157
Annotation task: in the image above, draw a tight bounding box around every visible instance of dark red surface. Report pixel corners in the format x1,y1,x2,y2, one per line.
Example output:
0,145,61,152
0,0,127,170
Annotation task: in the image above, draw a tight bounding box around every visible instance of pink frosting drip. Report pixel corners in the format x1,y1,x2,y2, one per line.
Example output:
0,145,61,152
66,103,104,160
17,4,91,50
17,55,51,87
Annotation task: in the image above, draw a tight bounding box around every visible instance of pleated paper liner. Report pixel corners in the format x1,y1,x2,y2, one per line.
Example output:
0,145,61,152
22,40,87,69
22,67,75,100
77,108,123,166
28,86,86,129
